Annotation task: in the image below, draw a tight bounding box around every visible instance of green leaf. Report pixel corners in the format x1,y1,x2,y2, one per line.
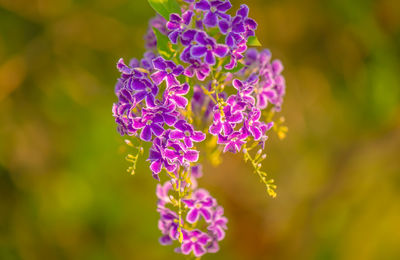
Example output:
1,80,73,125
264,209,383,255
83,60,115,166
247,36,262,47
147,0,181,20
153,27,176,59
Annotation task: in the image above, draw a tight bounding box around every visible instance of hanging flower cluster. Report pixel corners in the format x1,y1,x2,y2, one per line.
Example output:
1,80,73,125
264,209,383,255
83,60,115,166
112,0,287,258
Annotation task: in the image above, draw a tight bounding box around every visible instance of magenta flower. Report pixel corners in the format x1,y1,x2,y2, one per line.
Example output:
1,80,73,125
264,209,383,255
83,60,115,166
228,78,256,109
183,59,211,81
158,208,180,245
148,136,177,178
209,105,243,136
169,120,206,148
181,230,211,257
165,142,199,165
156,181,172,206
183,195,214,223
191,165,203,179
145,101,179,127
257,59,286,111
244,108,273,140
208,206,228,241
151,57,184,87
165,83,190,108
224,41,247,70
218,131,248,153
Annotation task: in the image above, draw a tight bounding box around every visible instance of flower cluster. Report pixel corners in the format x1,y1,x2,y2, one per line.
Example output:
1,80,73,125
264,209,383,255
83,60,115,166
112,0,286,258
156,168,227,257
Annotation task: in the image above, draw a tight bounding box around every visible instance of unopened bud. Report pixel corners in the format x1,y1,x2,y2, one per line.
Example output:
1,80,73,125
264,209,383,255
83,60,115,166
124,139,133,147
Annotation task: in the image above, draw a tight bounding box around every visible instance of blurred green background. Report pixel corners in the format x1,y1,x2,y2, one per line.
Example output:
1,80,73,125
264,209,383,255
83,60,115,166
1,0,400,259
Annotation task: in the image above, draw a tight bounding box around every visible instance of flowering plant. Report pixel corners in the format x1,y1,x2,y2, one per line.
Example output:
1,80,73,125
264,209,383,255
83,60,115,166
112,0,287,258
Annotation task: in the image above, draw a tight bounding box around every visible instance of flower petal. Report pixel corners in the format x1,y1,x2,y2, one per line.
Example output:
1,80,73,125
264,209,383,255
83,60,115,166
151,71,167,85
184,150,199,162
204,11,218,27
191,46,207,57
205,51,216,65
187,208,200,223
214,44,228,57
195,0,210,11
193,244,206,257
140,125,152,141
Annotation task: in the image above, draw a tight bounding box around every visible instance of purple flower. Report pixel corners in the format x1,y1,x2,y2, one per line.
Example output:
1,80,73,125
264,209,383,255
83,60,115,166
149,101,179,127
179,29,198,63
141,51,157,71
148,136,178,178
129,77,158,107
183,59,211,81
189,165,203,190
165,142,199,165
156,181,172,206
191,32,228,65
183,194,214,223
151,57,184,87
158,208,180,245
112,0,288,256
165,83,189,108
206,240,220,253
208,206,228,241
191,165,203,179
219,16,246,48
145,15,167,49
244,108,273,140
191,85,215,120
195,0,232,28
224,41,247,70
218,131,248,153
226,78,258,111
117,58,147,79
169,120,206,148
236,4,257,39
112,98,136,136
133,112,165,142
167,11,194,44
181,230,211,257
209,105,243,136
245,48,259,66
253,53,286,111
